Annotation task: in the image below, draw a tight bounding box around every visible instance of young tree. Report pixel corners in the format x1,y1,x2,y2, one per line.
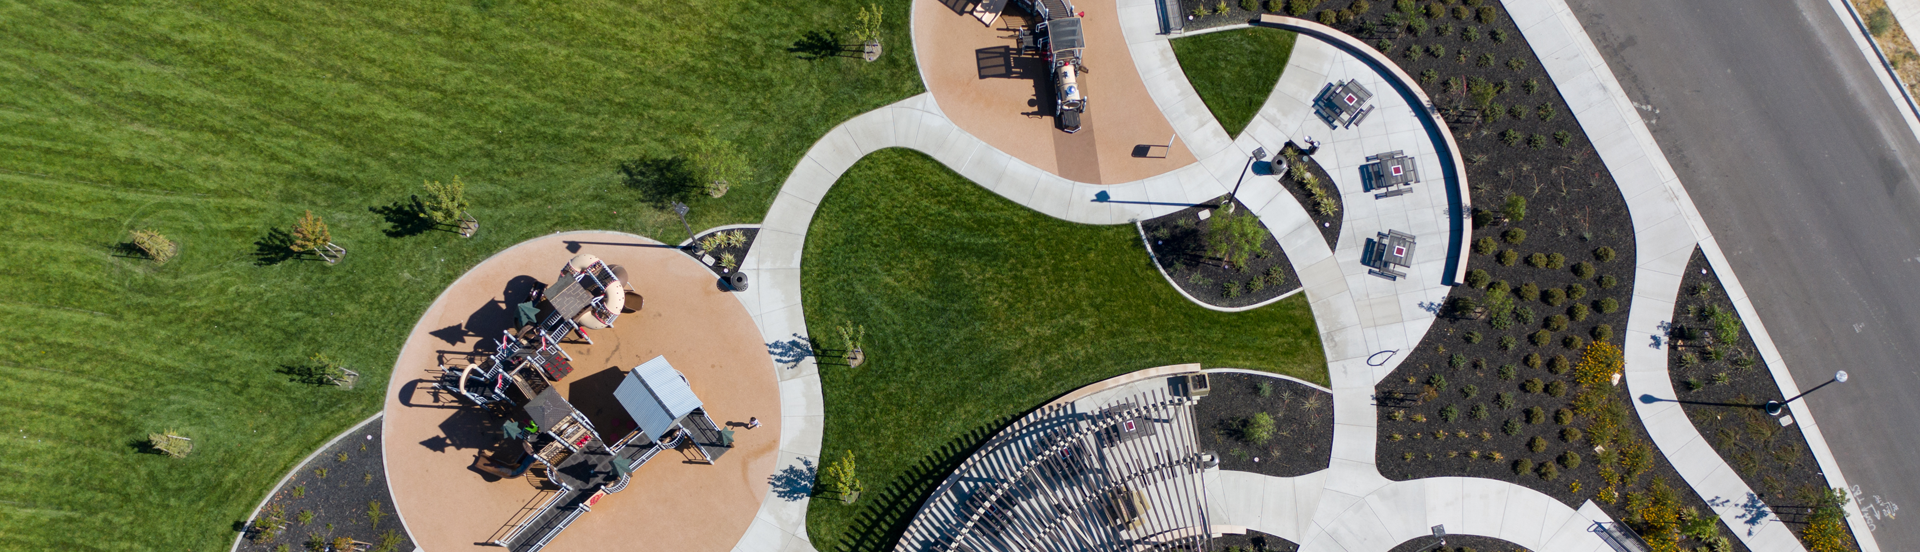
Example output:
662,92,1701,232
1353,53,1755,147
687,130,750,198
854,4,883,46
1207,207,1270,270
821,450,864,504
290,210,345,263
421,176,474,235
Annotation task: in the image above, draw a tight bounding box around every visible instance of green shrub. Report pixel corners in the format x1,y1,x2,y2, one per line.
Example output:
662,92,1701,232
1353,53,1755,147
1431,44,1448,58
1510,104,1530,119
1501,129,1523,146
1526,406,1546,424
1538,103,1557,121
1499,335,1517,351
1487,102,1506,122
1395,0,1415,12
1560,451,1582,469
1596,297,1620,314
1425,2,1444,18
1518,282,1540,301
1474,236,1498,255
1454,5,1470,19
1450,296,1479,316
1546,380,1566,397
1471,403,1490,420
1598,274,1617,289
1462,25,1479,41
1479,5,1500,24
1491,27,1507,42
1243,0,1260,10
1713,309,1743,345
1528,134,1547,149
1594,246,1616,262
1507,57,1528,70
1245,412,1276,444
1554,408,1574,425
1498,365,1517,380
1554,130,1573,146
1548,355,1570,374
1563,335,1585,349
1568,303,1590,322
1529,435,1549,452
1503,228,1527,244
1405,45,1425,59
1375,38,1394,51
1543,288,1566,306
1429,373,1449,390
1288,0,1320,15
1496,392,1516,410
1566,283,1587,300
1352,0,1371,12
1592,324,1613,342
1515,458,1534,474
1499,249,1520,266
1408,16,1429,35
1440,405,1459,422
1462,384,1479,399
1419,68,1438,82
1503,418,1522,435
1523,378,1544,394
1318,8,1339,23
1870,7,1896,35
1527,252,1549,267
1545,314,1569,331
1464,331,1482,344
1562,427,1583,442
1547,252,1566,269
1524,79,1539,93
1450,353,1467,368
1479,52,1496,67
1515,306,1535,325
1466,269,1491,288
1538,461,1559,480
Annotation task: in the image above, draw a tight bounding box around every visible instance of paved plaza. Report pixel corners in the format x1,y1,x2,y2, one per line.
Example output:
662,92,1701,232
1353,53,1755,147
368,0,1879,550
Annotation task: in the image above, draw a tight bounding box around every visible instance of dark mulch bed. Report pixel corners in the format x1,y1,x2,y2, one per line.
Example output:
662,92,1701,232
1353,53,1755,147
1351,0,1744,547
686,226,759,277
1176,0,1286,31
240,417,413,552
1387,534,1529,552
1668,247,1861,551
1195,372,1333,477
1178,530,1299,552
1273,143,1343,248
1141,197,1303,309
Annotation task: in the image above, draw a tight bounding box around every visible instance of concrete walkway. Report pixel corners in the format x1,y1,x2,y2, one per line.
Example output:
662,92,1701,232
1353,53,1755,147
1508,1,1881,551
719,1,1874,551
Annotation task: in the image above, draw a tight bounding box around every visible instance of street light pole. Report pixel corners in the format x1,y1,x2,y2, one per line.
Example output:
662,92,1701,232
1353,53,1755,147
669,201,693,244
1220,147,1268,213
1766,370,1848,416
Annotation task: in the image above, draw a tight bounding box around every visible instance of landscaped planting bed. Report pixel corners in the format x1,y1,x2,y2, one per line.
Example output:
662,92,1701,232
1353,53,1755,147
1386,534,1529,552
240,418,412,552
1667,248,1859,552
1197,529,1300,552
1194,372,1333,477
1275,143,1344,248
686,226,759,277
1141,199,1303,309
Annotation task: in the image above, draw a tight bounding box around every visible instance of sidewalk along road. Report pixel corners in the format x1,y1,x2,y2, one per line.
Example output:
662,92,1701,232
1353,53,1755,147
1566,0,1920,547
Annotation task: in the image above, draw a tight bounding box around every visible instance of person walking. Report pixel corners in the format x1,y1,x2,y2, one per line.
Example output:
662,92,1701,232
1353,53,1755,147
747,417,761,429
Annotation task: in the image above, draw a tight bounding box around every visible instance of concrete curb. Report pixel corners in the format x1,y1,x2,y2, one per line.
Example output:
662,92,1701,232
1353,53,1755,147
229,412,394,552
1509,0,1881,549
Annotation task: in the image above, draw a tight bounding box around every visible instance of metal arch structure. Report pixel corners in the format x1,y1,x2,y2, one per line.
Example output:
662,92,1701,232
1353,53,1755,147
897,389,1215,552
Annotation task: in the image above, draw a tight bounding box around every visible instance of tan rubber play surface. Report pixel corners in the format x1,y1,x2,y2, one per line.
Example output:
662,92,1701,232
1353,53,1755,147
915,0,1197,184
382,231,780,552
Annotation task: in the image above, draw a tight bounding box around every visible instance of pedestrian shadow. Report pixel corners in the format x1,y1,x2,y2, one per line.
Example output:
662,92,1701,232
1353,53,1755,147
770,457,817,501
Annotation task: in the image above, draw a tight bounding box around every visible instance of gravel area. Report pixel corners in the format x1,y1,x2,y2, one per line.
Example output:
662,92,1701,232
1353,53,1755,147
1194,372,1333,477
239,417,413,552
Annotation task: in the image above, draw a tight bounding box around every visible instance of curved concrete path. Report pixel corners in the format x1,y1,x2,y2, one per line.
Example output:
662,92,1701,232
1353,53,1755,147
1506,1,1881,551
720,1,1875,551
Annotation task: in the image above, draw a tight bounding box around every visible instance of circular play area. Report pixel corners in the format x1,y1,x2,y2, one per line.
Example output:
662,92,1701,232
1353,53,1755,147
382,231,781,552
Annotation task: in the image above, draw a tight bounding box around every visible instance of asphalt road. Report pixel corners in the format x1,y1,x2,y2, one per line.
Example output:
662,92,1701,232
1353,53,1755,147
1562,0,1920,547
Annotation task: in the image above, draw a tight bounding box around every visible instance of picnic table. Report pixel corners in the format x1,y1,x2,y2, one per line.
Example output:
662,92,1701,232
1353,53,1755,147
1364,151,1419,196
1364,230,1417,280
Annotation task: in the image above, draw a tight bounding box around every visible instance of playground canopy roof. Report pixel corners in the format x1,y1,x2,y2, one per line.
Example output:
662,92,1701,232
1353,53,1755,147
615,356,703,440
1049,17,1084,54
523,387,575,431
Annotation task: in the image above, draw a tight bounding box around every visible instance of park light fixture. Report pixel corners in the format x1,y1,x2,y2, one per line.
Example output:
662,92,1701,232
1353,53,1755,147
1222,146,1268,213
1766,370,1848,416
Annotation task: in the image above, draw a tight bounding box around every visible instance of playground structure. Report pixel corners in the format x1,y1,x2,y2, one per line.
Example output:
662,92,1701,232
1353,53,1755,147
433,254,734,552
998,0,1089,133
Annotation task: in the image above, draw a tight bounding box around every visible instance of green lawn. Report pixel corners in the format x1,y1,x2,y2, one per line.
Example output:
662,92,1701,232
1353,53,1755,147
1169,27,1299,137
0,0,919,548
800,149,1326,552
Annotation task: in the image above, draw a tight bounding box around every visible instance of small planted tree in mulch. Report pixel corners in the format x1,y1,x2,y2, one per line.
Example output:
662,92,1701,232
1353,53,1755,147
854,3,885,61
290,210,345,263
421,177,476,237
128,229,178,264
820,450,864,504
834,322,867,368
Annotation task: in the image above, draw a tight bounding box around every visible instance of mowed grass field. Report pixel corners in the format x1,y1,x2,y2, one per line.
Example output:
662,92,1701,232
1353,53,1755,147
0,0,919,548
801,149,1327,552
1169,27,1298,137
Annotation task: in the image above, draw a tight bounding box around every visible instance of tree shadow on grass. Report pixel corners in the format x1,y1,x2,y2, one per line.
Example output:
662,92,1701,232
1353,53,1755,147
370,198,436,238
822,416,1012,552
790,30,864,61
618,156,699,207
253,227,302,266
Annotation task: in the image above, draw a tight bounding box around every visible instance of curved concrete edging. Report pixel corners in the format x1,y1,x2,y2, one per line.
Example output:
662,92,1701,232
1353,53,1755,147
677,223,763,249
1133,219,1305,313
1250,15,1473,287
1504,2,1880,550
1203,367,1333,395
230,412,391,552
